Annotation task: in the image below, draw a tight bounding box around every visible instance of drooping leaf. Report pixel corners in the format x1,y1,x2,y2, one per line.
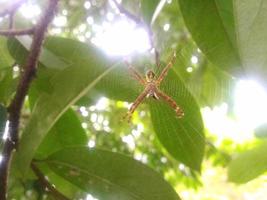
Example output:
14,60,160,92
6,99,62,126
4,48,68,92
228,141,267,183
44,147,181,200
149,70,205,171
36,108,88,159
8,37,120,175
178,0,242,75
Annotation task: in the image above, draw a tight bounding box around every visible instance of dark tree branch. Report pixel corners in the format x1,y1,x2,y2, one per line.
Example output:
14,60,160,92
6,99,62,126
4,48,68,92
0,28,35,36
31,163,71,200
0,0,26,18
0,0,59,199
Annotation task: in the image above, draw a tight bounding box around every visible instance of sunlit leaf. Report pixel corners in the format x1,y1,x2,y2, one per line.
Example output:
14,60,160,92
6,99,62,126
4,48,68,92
228,141,267,183
44,147,181,200
8,37,119,175
178,0,241,75
0,38,13,68
233,0,267,83
149,70,205,171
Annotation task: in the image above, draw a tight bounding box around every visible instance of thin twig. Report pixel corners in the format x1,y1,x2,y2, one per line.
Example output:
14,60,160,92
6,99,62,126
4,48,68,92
0,0,59,199
8,11,15,29
0,28,35,36
0,0,26,18
31,163,70,200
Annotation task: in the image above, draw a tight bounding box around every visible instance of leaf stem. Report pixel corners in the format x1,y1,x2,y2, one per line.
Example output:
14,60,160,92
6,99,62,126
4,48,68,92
0,0,59,199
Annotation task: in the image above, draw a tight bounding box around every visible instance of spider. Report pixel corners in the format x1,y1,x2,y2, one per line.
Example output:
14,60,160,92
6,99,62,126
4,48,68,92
123,52,184,122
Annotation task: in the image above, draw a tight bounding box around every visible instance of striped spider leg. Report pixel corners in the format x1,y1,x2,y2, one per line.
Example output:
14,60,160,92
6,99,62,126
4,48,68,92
123,52,184,122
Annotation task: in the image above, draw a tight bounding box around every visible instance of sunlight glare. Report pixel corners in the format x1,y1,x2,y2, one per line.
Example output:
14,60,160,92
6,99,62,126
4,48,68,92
91,19,150,56
2,120,9,141
234,80,267,129
88,140,96,148
202,104,253,144
86,194,98,200
53,16,67,27
163,23,170,31
122,134,135,150
19,3,41,19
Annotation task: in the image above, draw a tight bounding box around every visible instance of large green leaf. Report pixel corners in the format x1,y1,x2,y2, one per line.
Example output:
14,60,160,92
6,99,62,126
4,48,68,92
44,147,181,200
149,70,204,171
36,108,88,159
9,37,119,175
178,0,241,75
228,141,267,183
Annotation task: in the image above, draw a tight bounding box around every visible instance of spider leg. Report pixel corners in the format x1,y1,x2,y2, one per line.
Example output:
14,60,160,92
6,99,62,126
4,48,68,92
156,90,184,118
125,61,146,85
123,88,149,122
156,52,176,84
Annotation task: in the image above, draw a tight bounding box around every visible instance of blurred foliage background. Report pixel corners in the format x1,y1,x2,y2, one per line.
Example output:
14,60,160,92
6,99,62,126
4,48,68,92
1,0,267,199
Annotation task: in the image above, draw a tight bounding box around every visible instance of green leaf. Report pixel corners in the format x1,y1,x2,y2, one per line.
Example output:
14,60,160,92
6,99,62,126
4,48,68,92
149,70,205,171
0,69,18,105
10,37,119,175
178,0,242,74
233,0,267,82
0,38,13,68
36,109,88,159
141,0,161,25
44,147,181,200
8,36,68,69
228,141,267,183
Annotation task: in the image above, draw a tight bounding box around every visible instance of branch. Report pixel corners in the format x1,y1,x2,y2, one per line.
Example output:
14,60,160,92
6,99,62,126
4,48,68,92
0,0,26,17
0,0,59,199
0,28,35,36
31,163,70,200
